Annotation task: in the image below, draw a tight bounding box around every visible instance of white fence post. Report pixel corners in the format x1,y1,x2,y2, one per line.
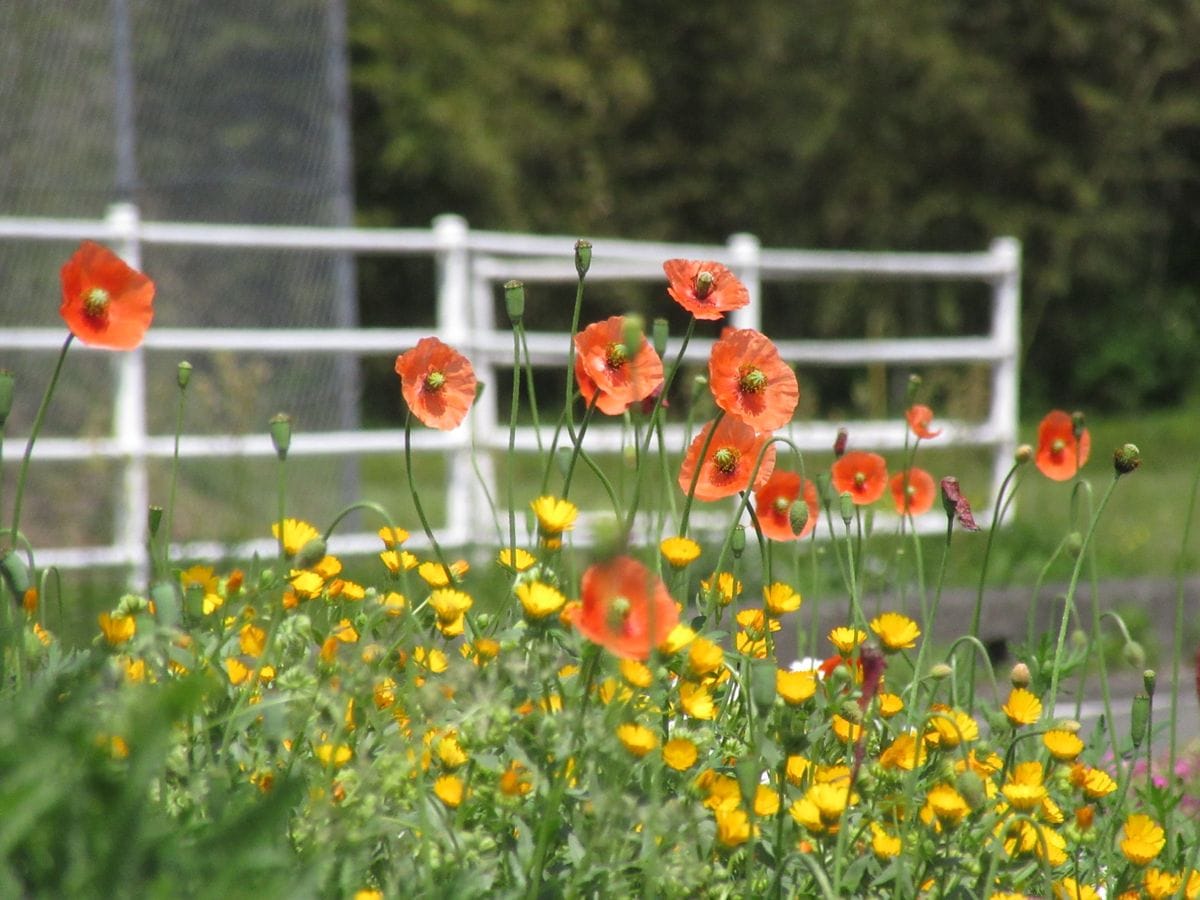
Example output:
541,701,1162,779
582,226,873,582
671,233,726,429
726,232,762,332
107,202,150,584
989,237,1022,508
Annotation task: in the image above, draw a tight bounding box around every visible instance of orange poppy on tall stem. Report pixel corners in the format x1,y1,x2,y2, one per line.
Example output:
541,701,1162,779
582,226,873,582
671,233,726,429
663,259,749,321
678,417,776,501
889,467,936,516
394,336,477,430
708,328,799,431
755,470,819,540
905,404,942,440
1036,410,1090,481
59,241,155,350
830,451,888,506
570,556,679,660
574,316,664,414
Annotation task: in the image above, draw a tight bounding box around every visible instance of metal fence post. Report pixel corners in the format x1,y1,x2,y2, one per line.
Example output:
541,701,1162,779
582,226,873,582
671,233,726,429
107,202,150,584
726,233,762,332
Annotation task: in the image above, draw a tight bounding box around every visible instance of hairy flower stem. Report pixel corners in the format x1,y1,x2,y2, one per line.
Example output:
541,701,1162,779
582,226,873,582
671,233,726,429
906,517,953,703
508,325,522,569
518,326,543,451
403,414,455,581
560,394,599,500
158,372,190,580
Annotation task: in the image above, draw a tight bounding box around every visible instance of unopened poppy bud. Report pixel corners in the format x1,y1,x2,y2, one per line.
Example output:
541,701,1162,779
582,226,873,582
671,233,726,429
833,427,848,458
905,373,922,403
621,315,645,355
838,491,854,526
1123,640,1145,669
1113,443,1141,476
0,370,14,427
1065,531,1084,558
1070,628,1088,650
929,663,953,680
294,537,327,570
750,657,777,710
503,280,525,325
176,360,192,390
1056,719,1081,733
730,524,746,559
1014,444,1033,465
956,770,986,810
151,580,181,628
789,500,809,536
839,699,863,724
148,505,163,538
1071,410,1086,440
269,413,292,461
1009,662,1031,688
1143,669,1156,697
1130,693,1151,749
735,757,760,805
652,317,669,357
555,446,572,478
0,550,31,597
574,239,592,279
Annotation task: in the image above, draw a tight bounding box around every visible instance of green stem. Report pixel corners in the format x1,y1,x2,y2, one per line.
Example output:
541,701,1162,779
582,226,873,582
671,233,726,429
404,414,454,579
508,324,522,568
1168,455,1200,806
677,409,726,538
907,516,953,703
561,395,599,500
159,372,189,578
517,325,543,452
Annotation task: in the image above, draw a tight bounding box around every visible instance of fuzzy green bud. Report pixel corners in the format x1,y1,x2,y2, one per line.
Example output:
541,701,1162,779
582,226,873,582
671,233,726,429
0,550,31,597
574,240,592,279
151,580,181,628
503,280,525,325
1071,410,1086,440
956,770,987,810
1070,628,1088,650
905,373,922,403
269,413,292,461
1144,669,1157,698
789,500,810,536
929,663,954,680
652,318,669,357
176,360,192,390
147,505,164,538
1065,532,1084,558
838,699,863,725
1123,640,1145,669
621,314,645,355
749,657,777,710
730,525,746,559
294,537,328,570
1113,443,1141,476
0,370,13,428
1130,693,1151,749
838,491,854,527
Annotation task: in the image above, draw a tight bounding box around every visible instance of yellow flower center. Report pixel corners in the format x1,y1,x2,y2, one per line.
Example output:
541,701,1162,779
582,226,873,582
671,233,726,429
774,497,790,513
606,595,632,631
606,342,628,369
854,471,866,487
738,365,767,394
694,270,715,299
1051,438,1066,455
713,447,739,474
424,371,445,391
83,287,110,318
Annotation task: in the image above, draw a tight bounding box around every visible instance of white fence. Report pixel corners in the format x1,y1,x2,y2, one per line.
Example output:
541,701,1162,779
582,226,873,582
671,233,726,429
0,203,1020,579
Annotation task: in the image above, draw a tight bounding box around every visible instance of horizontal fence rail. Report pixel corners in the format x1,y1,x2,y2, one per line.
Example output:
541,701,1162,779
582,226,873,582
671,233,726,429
0,204,1020,580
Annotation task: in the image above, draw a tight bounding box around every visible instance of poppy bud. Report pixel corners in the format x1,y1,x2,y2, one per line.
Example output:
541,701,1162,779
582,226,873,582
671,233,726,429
789,500,809,536
1071,628,1088,650
151,580,181,628
0,369,14,427
957,770,986,810
730,524,746,559
1009,662,1031,688
1130,693,1150,749
832,427,848,458
269,413,292,461
652,318,669,358
930,663,953,680
1113,443,1141,476
176,360,192,390
0,550,30,597
749,657,777,710
1123,641,1145,669
905,373,922,403
1014,444,1033,465
294,537,328,570
838,491,854,526
839,699,863,724
1144,669,1156,697
1065,532,1084,558
148,505,163,538
574,240,592,279
1071,410,1086,441
503,280,525,325
621,315,645,356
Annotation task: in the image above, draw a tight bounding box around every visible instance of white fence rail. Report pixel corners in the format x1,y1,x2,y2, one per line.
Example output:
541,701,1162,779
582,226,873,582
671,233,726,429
0,204,1020,579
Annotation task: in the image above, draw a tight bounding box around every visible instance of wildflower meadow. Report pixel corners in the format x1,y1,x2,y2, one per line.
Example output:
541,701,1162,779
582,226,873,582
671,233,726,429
1,239,1197,899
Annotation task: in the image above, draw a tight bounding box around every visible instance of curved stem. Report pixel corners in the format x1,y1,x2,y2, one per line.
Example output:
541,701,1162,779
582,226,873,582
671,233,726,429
561,394,599,499
404,414,454,579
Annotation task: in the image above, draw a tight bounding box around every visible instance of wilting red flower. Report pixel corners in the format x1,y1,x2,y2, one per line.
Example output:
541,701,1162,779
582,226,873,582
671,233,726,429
678,417,776,501
889,467,936,516
940,476,980,531
833,427,849,458
59,241,155,350
570,556,679,660
708,328,799,431
663,259,749,321
395,336,477,430
906,404,942,440
574,316,664,415
830,451,888,506
1036,410,1090,481
755,470,819,540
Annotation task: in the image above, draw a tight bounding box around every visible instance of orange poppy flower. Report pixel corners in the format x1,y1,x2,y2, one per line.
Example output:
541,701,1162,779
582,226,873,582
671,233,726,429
394,336,477,430
678,417,776,501
570,556,679,660
1036,410,1090,481
663,259,749,321
708,328,799,431
830,451,888,506
905,404,942,440
755,470,819,540
574,316,664,414
59,241,155,350
889,467,936,516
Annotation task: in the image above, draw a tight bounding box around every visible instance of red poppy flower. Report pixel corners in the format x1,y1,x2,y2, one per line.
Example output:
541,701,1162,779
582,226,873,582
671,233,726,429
889,467,936,516
708,328,799,431
905,404,942,440
755,470,819,541
59,241,155,350
574,316,664,415
678,417,776,501
570,556,679,660
663,259,749,321
1036,410,1090,481
394,337,477,430
830,451,888,506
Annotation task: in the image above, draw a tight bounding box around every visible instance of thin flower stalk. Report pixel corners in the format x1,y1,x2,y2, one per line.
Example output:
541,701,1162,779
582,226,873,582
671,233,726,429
1168,450,1200,827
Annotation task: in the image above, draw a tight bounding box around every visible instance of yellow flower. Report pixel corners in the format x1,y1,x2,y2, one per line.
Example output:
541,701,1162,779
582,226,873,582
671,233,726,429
433,774,464,808
531,495,577,536
499,761,532,796
225,657,253,686
619,658,653,688
785,755,811,786
1120,813,1166,866
121,655,146,683
699,771,742,812
660,536,701,568
239,623,266,658
1076,765,1117,799
330,618,359,643
679,682,716,720
436,734,468,769
776,669,817,705
827,626,866,655
379,591,406,616
870,822,901,859
377,525,410,547
735,608,780,635
714,806,754,848
753,784,780,817
1144,868,1182,899
329,579,365,601
272,517,319,556
877,692,904,717
98,611,136,645
658,623,697,655
1001,687,1042,726
663,738,698,771
373,678,396,710
428,588,473,629
179,564,224,614
497,547,536,572
314,555,342,580
471,638,500,662
380,549,419,574
354,890,383,900
1002,781,1047,813
516,581,566,620
869,612,921,651
413,646,449,673
762,582,802,616
922,784,969,829
616,723,658,758
687,636,725,679
879,732,927,771
1053,878,1101,900
418,559,469,587
790,783,848,834
314,743,352,768
831,714,862,743
290,569,325,599
925,705,979,748
1043,728,1084,762
701,571,742,605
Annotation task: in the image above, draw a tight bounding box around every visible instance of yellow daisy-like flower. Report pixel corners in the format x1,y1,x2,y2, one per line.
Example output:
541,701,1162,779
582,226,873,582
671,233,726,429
497,547,536,572
1043,728,1084,762
418,559,469,587
120,655,145,683
373,678,396,710
925,705,979,749
1053,878,1101,900
1002,780,1047,813
877,692,904,717
531,495,578,536
714,806,754,848
827,626,867,656
658,623,697,655
428,588,473,629
698,771,742,812
330,618,359,643
663,738,699,771
1120,813,1166,866
433,774,464,808
753,784,780,817
313,555,342,580
290,569,325,599
1143,868,1182,899
354,889,383,900
763,582,802,616
179,564,224,614
378,591,406,616
98,611,136,646
660,535,701,568
314,743,352,768
499,760,533,797
224,656,253,686
619,658,653,688
776,669,817,705
831,714,862,743
272,517,319,556
922,784,969,829
701,571,742,606
870,612,921,651
735,631,768,659
380,549,419,574
1001,687,1043,727
239,623,266,657
735,608,781,635
679,682,716,720
516,581,566,621
790,783,849,834
1070,764,1118,799
687,636,725,679
870,822,901,859
785,755,811,786
413,645,449,674
879,732,927,771
616,722,658,758
377,525,410,548
436,734,468,769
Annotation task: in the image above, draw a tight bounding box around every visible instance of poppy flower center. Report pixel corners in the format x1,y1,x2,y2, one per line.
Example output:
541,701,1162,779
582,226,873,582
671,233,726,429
83,287,110,319
1051,438,1066,455
694,270,715,300
854,472,866,488
738,365,767,394
713,447,740,474
606,595,632,631
774,497,790,514
424,371,446,391
605,342,628,369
